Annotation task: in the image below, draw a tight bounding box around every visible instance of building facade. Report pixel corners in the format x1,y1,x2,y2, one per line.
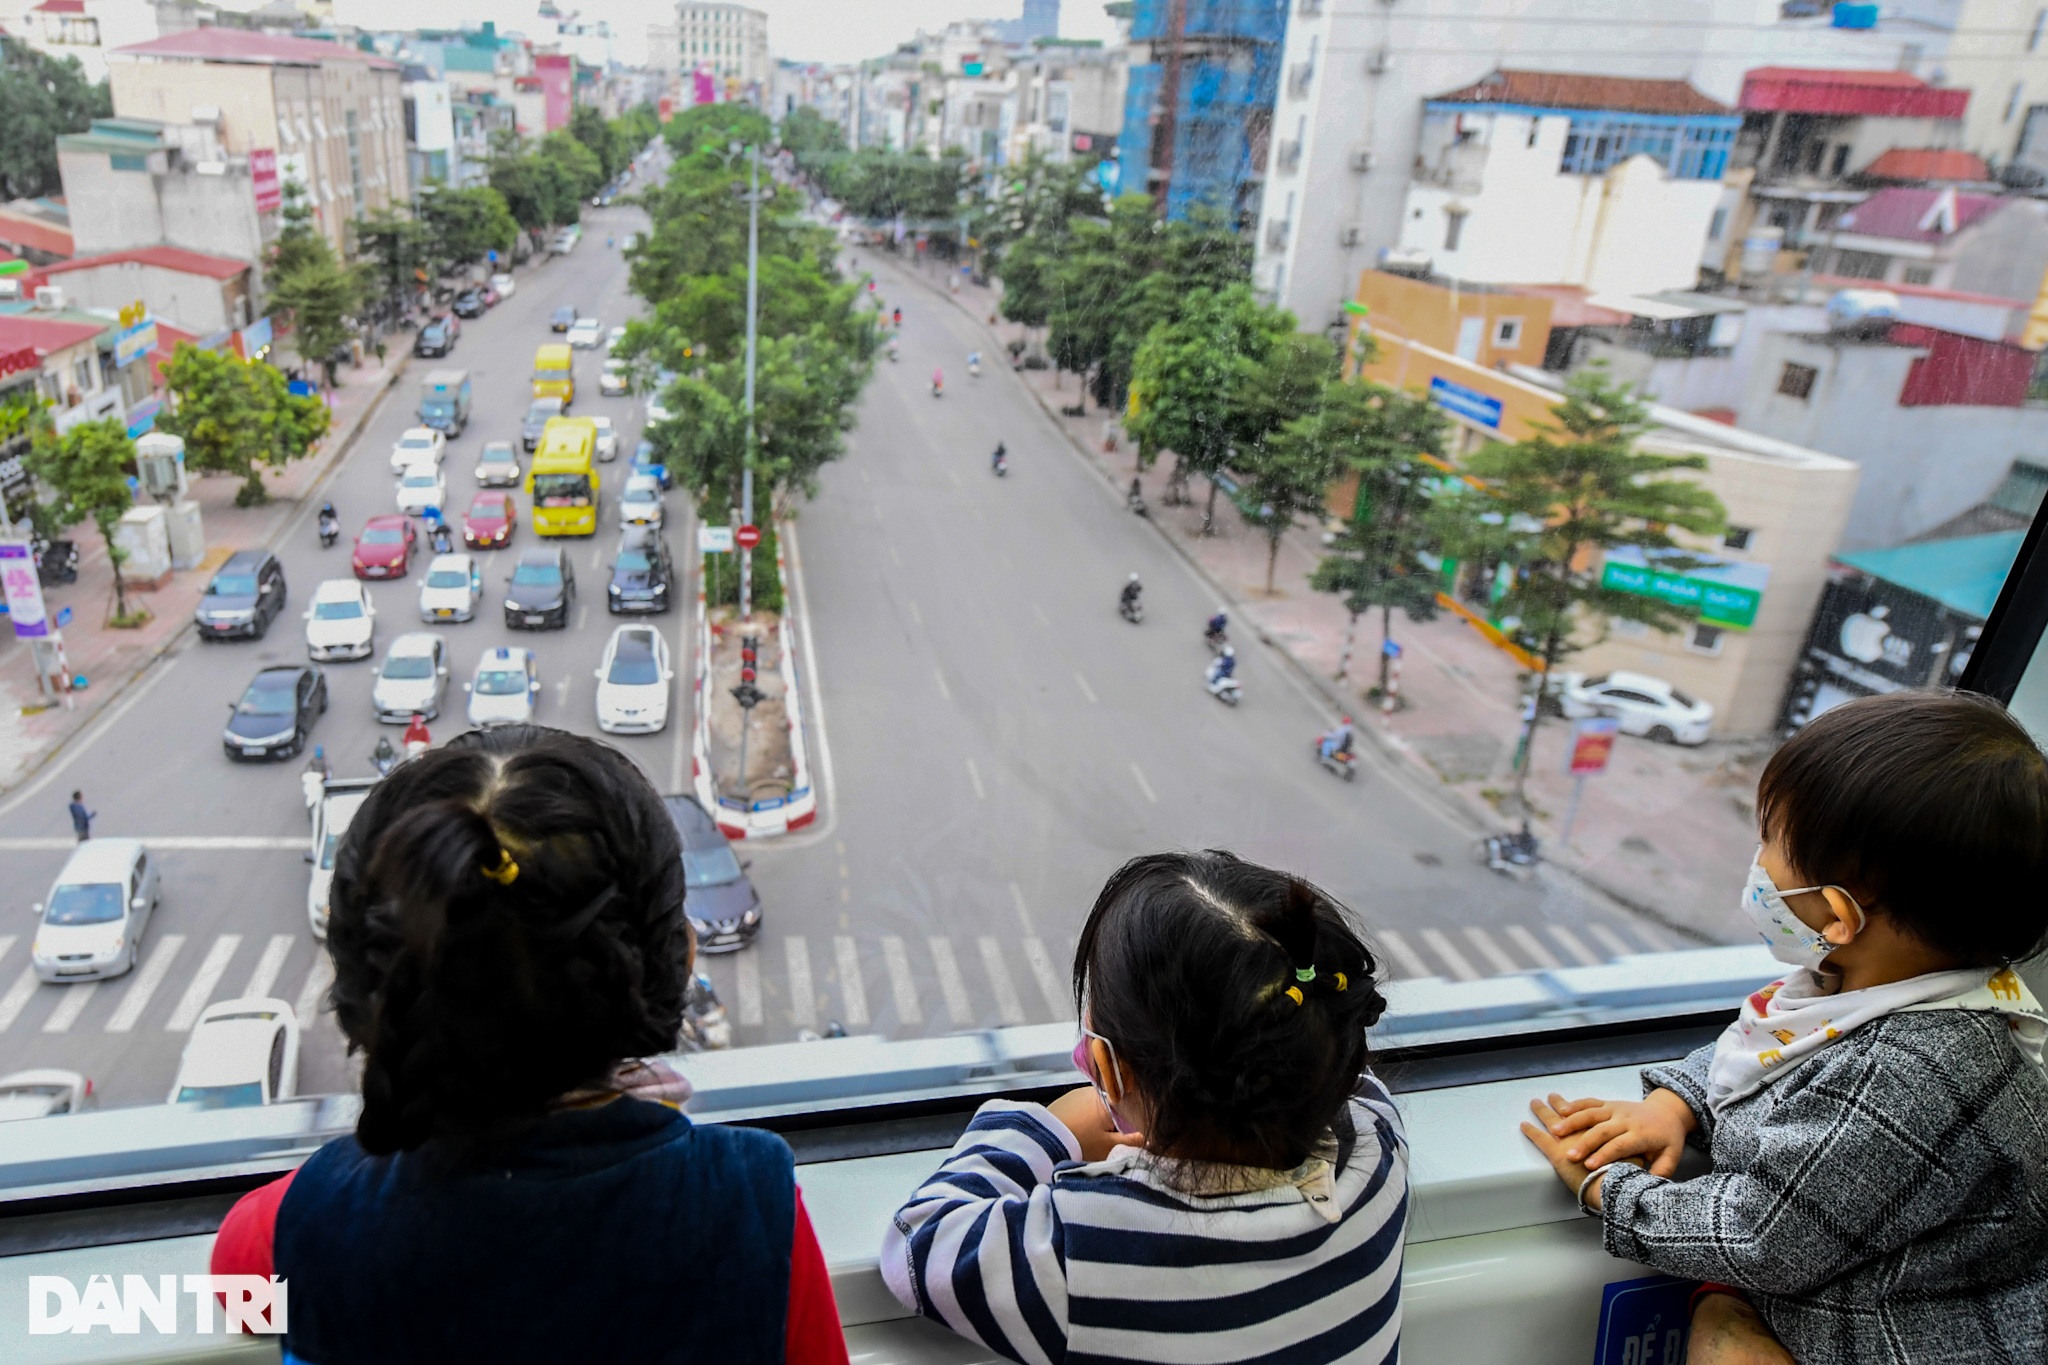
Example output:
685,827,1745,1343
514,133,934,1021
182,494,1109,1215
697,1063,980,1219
676,2,768,101
1117,0,1284,224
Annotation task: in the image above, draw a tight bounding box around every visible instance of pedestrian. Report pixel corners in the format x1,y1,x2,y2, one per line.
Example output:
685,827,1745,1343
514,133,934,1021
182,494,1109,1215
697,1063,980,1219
67,790,95,842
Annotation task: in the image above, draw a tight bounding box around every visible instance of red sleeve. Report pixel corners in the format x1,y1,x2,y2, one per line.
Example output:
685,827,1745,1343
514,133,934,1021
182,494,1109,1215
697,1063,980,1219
210,1170,296,1279
785,1187,849,1365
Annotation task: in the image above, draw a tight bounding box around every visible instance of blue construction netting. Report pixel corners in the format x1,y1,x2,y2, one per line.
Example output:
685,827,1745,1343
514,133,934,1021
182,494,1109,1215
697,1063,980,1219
1117,0,1285,221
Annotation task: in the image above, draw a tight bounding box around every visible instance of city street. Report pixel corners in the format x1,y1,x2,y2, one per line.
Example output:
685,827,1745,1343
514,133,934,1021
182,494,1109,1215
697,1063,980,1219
0,222,1673,1107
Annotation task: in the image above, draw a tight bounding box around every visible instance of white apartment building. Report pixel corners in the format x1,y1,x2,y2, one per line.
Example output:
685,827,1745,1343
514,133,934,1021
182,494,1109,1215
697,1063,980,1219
676,1,768,96
1006,42,1126,165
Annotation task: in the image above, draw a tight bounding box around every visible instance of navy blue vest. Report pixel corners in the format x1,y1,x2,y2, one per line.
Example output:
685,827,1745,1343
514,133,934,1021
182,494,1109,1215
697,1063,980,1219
274,1098,795,1364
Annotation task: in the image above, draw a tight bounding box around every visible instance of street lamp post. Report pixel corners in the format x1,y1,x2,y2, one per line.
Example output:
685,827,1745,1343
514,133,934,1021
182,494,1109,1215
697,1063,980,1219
740,141,761,622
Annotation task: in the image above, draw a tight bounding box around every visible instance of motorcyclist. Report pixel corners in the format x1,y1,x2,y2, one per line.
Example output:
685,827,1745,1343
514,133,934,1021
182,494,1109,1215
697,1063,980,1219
1207,646,1237,686
370,735,397,774
1319,716,1356,761
991,441,1006,472
402,713,431,754
1204,608,1229,646
1120,573,1142,610
317,501,340,543
430,519,454,554
931,367,943,396
301,745,330,812
968,349,982,375
893,307,902,328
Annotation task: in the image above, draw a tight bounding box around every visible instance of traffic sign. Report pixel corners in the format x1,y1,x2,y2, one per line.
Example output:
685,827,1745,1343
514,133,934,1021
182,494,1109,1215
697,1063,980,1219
735,525,762,550
1565,716,1620,775
698,525,734,553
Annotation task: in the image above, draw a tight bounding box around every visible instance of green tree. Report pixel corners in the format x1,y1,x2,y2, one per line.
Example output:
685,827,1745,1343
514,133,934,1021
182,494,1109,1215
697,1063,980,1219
1306,382,1452,695
569,103,623,182
1238,414,1346,595
630,147,832,303
622,255,867,367
158,345,330,506
265,181,363,385
0,37,109,200
1434,367,1727,806
663,102,771,158
22,418,140,621
354,205,427,318
417,184,518,277
779,106,845,174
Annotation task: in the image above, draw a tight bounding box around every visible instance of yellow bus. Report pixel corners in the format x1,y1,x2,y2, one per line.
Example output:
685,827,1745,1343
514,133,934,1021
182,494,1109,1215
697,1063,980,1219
526,417,599,537
531,343,575,406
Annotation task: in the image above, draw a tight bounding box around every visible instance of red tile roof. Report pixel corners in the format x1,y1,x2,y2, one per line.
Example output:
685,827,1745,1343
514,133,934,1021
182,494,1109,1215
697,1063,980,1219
1430,69,1731,117
110,28,397,69
0,314,108,356
0,210,72,259
1862,148,1992,183
1740,67,1968,119
1834,187,2002,243
33,1,86,13
39,246,249,281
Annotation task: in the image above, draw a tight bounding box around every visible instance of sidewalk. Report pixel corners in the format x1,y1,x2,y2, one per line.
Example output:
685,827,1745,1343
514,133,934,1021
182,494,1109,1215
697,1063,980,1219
0,344,412,792
873,250,1760,945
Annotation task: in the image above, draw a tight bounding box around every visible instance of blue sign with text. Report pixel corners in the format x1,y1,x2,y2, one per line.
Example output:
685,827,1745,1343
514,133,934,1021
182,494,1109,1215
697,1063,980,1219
1593,1275,1693,1365
1428,375,1504,429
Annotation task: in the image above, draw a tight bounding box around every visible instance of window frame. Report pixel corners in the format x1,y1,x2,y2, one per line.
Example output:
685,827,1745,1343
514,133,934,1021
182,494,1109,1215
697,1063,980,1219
1777,361,1818,400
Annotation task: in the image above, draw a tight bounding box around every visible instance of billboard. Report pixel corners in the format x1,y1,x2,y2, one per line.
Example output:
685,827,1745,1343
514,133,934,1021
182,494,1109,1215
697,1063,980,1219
535,55,572,132
0,540,50,639
250,147,282,214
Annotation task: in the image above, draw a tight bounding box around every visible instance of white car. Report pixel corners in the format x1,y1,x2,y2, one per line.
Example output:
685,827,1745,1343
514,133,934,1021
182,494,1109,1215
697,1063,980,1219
490,271,516,298
618,473,664,529
417,552,483,623
395,464,447,517
0,1070,93,1121
589,414,619,462
594,624,672,733
307,777,376,940
167,999,299,1109
1554,670,1715,746
467,646,540,727
645,391,672,424
29,839,160,982
389,426,446,474
567,317,603,349
303,578,376,661
604,325,629,353
372,632,450,722
599,357,631,397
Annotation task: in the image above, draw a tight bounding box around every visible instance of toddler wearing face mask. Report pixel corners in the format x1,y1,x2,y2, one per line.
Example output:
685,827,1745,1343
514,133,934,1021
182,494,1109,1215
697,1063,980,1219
1521,690,2048,1365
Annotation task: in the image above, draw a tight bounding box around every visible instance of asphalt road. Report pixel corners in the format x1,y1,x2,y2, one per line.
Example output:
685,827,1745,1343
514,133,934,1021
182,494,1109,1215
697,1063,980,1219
0,210,1671,1109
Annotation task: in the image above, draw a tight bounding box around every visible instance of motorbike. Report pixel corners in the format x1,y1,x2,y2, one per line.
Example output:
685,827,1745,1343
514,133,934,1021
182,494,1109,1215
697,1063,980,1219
370,738,398,777
1127,485,1148,518
887,341,898,362
931,380,943,399
1204,626,1230,655
1482,822,1541,878
678,972,733,1052
1314,738,1358,781
317,515,340,548
1205,671,1242,707
33,537,78,586
969,358,982,378
1119,596,1144,625
992,452,1007,477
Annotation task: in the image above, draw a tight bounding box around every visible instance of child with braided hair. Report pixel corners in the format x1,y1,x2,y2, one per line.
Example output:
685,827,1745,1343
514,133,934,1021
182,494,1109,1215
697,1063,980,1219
883,849,1408,1365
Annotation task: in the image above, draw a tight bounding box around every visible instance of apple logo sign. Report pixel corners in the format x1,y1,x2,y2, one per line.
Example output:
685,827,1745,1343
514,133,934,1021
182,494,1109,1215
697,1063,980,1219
1841,604,1912,667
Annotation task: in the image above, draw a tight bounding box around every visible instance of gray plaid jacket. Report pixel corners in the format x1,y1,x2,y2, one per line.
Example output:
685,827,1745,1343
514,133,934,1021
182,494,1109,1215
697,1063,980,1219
1600,1009,2048,1365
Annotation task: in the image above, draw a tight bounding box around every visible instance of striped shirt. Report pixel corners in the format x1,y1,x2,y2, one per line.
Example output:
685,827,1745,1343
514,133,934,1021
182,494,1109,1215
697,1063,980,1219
882,1079,1408,1365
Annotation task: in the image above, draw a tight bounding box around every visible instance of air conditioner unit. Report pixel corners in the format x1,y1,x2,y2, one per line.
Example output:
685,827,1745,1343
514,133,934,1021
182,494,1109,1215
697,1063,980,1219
1338,224,1363,246
1364,47,1391,73
1349,148,1377,172
34,286,64,311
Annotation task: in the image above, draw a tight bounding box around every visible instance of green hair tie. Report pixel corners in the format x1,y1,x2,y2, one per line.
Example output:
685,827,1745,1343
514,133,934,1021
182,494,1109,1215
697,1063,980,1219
1295,966,1316,983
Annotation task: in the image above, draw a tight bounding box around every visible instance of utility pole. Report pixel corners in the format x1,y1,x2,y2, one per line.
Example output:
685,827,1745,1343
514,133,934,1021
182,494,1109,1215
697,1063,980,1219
1150,0,1186,217
740,140,761,621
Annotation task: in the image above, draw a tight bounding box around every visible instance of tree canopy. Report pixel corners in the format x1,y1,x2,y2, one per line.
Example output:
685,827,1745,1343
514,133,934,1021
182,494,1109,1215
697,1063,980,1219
157,346,330,506
0,37,108,201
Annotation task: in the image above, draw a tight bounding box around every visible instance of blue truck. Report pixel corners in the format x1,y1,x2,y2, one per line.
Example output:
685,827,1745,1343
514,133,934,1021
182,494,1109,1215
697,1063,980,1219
419,368,472,437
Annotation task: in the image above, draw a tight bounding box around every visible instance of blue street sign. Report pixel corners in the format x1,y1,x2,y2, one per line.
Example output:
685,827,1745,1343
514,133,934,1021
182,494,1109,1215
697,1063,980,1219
55,605,71,628
1381,639,1402,658
1428,376,1504,429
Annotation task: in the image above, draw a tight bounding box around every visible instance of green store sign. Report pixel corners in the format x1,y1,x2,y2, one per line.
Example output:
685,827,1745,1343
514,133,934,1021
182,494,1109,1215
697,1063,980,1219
1601,557,1764,630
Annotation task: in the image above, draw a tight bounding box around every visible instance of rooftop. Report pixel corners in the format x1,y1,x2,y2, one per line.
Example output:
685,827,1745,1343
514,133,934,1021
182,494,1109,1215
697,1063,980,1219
0,211,72,259
1430,69,1732,118
1836,530,2025,619
1861,147,1992,183
0,313,110,356
1739,67,1969,120
36,246,249,282
110,28,399,69
1833,186,2001,243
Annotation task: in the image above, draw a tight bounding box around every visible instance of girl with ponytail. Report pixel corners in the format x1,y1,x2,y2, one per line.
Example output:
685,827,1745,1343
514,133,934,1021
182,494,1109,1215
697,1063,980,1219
883,849,1409,1365
208,725,848,1365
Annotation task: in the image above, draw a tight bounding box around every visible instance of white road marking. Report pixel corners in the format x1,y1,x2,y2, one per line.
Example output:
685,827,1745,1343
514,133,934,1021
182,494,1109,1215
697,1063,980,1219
908,600,923,626
293,955,334,1021
1376,930,1434,981
575,604,589,631
1504,925,1562,971
1129,763,1157,804
41,982,97,1033
165,935,241,1032
834,936,869,1029
882,935,922,1025
0,837,303,852
933,667,950,701
0,967,38,1032
1546,925,1602,967
1008,882,1035,934
978,938,1027,1026
965,758,986,800
1420,928,1481,981
1586,924,1636,960
1074,672,1097,703
0,937,15,970
735,950,764,1026
1461,927,1521,976
241,935,296,999
1022,937,1070,1020
929,936,973,1026
785,936,815,1029
105,934,186,1033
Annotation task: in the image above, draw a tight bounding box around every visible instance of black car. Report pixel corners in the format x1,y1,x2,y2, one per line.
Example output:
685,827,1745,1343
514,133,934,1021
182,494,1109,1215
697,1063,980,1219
414,315,458,357
450,288,487,319
503,545,575,629
663,794,760,951
194,549,287,640
222,664,326,762
522,397,564,451
607,526,673,614
550,306,577,333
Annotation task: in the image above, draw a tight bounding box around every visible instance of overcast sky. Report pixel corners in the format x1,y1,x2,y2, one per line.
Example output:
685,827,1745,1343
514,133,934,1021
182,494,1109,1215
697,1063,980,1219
330,0,1117,67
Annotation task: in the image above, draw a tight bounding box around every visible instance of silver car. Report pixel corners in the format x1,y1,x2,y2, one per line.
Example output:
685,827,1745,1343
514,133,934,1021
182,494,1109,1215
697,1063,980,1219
30,839,161,982
467,646,540,728
371,632,450,722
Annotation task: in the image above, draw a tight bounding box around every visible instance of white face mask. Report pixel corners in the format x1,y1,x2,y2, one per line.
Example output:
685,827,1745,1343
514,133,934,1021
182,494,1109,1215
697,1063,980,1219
1740,849,1864,971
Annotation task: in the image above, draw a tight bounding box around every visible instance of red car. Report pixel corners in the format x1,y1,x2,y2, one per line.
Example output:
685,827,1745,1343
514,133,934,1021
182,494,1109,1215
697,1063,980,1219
352,514,416,579
463,491,518,549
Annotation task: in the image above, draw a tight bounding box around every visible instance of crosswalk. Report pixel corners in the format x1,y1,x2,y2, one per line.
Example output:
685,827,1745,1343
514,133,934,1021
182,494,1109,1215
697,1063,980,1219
0,932,335,1037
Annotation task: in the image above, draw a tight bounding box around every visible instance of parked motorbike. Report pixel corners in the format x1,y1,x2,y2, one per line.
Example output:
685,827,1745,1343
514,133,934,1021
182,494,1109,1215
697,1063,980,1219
678,973,733,1052
1205,672,1242,707
1119,597,1143,625
33,537,78,586
1314,738,1358,781
1482,822,1541,878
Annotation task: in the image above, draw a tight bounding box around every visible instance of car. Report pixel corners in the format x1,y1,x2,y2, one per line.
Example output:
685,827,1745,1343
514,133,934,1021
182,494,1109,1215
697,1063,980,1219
645,390,672,425
195,549,287,640
29,839,159,982
463,490,518,548
595,624,672,733
466,646,540,728
550,305,577,332
372,633,450,722
567,317,603,349
589,414,619,462
621,232,639,252
0,1070,94,1121
607,525,673,614
1553,670,1715,746
352,514,416,580
523,397,564,451
618,473,665,529
490,272,516,298
167,999,299,1109
630,439,671,490
306,776,376,940
396,463,447,517
475,440,521,487
414,314,459,357
450,288,487,319
599,357,631,397
303,578,376,661
390,426,446,474
604,324,629,352
663,795,761,952
504,545,576,629
417,552,483,623
223,663,326,761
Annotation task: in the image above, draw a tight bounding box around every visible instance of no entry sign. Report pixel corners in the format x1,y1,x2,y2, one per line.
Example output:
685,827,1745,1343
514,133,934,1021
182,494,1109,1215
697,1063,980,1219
735,525,762,550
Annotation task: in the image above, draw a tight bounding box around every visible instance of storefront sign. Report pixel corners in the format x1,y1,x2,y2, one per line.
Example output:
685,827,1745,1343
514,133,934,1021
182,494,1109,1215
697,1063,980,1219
250,147,282,214
125,395,162,438
233,316,273,360
113,317,158,368
1600,546,1770,630
1428,375,1504,429
0,346,39,379
0,539,49,638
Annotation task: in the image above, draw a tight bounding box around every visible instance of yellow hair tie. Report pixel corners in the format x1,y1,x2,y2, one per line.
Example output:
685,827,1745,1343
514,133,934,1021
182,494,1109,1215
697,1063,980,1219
481,850,520,886
1285,985,1305,1006
1334,973,1348,992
